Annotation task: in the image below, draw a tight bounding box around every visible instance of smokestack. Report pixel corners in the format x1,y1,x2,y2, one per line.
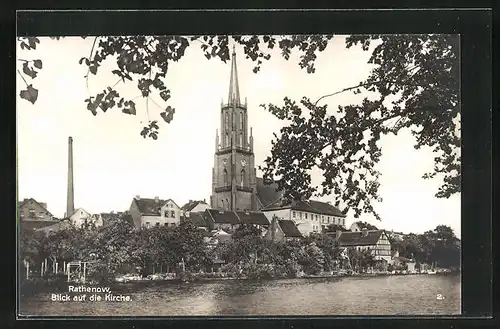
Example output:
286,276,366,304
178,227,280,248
66,136,75,218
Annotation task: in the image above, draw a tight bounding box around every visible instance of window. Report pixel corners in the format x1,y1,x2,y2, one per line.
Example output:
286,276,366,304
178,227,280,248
155,222,160,227
240,169,245,186
171,223,176,227
316,214,318,221
225,113,229,132
299,212,302,219
164,211,168,217
225,134,229,147
171,211,175,217
240,132,243,147
145,222,150,228
29,209,36,218
223,169,228,186
164,223,168,226
305,213,308,219
292,211,296,218
240,113,244,130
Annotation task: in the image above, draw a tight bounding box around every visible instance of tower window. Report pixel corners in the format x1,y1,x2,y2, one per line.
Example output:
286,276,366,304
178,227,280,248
240,113,244,130
240,132,243,147
240,169,245,186
223,169,228,186
225,113,229,132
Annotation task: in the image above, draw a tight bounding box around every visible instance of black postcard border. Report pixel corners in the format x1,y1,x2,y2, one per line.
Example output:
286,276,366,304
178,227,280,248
4,6,494,329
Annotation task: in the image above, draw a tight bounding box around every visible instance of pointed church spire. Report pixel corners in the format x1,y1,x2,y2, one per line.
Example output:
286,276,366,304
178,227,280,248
227,46,240,106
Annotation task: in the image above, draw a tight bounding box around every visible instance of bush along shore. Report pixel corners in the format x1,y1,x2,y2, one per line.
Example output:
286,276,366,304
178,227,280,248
19,216,460,286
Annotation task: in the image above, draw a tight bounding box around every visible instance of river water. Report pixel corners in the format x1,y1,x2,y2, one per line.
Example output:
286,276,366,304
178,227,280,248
19,274,460,317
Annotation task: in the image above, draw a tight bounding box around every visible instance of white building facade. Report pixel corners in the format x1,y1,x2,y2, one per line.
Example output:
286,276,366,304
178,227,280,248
262,200,346,236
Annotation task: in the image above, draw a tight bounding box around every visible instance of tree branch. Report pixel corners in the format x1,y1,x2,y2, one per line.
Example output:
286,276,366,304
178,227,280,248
85,37,99,94
17,69,29,86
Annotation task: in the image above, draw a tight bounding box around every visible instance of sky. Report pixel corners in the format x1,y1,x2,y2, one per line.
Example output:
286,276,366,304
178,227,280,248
16,35,461,236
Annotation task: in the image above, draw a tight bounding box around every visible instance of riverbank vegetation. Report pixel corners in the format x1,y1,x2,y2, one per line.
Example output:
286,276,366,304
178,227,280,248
19,215,460,284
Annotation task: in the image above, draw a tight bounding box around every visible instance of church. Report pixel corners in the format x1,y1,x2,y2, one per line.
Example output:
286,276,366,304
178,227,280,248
210,47,283,212
209,48,347,236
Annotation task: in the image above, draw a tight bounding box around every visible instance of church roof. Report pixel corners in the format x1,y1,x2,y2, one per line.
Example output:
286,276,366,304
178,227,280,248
235,211,270,226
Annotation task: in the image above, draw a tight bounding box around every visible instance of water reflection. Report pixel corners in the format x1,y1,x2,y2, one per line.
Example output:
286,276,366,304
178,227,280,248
20,274,460,316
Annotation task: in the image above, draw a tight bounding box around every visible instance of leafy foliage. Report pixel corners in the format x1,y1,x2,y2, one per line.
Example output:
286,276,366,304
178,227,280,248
260,34,460,219
390,225,460,268
17,34,460,220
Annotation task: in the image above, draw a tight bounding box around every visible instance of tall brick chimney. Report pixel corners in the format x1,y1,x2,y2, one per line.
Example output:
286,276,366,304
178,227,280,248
66,136,75,218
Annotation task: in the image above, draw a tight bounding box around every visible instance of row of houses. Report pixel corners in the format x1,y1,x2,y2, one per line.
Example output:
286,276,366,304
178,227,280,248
18,196,409,265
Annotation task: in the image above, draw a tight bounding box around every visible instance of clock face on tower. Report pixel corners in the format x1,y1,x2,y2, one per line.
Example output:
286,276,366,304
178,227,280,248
241,159,247,167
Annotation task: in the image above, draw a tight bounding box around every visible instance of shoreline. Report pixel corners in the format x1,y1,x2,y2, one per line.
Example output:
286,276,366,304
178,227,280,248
22,270,459,285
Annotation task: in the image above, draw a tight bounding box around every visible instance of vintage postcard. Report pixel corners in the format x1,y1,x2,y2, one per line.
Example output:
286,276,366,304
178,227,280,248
17,34,461,317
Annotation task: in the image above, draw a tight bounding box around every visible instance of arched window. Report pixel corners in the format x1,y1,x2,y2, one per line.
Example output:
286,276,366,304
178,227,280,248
240,113,244,130
240,132,243,147
225,134,229,147
221,200,225,209
223,169,228,186
240,169,245,186
225,113,229,132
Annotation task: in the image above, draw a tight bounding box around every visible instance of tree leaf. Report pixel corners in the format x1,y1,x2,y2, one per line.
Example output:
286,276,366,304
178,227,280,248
160,90,171,102
122,101,136,115
160,106,175,123
22,62,37,79
33,60,43,69
19,85,38,104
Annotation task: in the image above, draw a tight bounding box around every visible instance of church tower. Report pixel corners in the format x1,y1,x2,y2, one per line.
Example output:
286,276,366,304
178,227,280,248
211,47,257,211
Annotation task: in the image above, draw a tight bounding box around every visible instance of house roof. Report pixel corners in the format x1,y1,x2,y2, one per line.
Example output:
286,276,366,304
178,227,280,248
307,200,346,217
393,256,414,263
18,198,54,217
181,200,209,212
133,198,178,215
256,177,284,208
20,220,60,231
185,212,209,228
353,221,379,230
278,220,303,238
235,211,270,226
35,220,72,233
337,230,386,246
264,198,346,218
206,209,240,224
